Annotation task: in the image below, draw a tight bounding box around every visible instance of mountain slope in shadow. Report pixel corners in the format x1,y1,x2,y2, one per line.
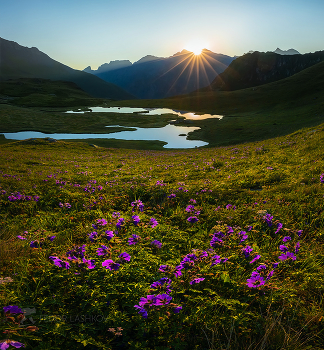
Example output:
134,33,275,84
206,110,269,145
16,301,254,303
0,37,134,100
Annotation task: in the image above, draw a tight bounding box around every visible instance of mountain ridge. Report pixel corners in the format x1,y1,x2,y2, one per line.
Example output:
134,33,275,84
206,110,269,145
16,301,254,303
204,50,324,92
0,37,134,100
84,49,235,99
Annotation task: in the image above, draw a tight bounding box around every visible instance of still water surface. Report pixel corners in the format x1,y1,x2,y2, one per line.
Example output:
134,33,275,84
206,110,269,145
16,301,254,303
3,124,208,148
65,106,222,120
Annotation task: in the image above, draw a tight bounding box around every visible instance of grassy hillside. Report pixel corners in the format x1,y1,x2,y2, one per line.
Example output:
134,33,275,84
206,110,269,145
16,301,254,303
0,78,105,107
0,124,324,349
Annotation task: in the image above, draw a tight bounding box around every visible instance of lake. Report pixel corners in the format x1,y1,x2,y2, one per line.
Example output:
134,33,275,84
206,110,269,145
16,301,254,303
3,124,208,148
65,106,223,120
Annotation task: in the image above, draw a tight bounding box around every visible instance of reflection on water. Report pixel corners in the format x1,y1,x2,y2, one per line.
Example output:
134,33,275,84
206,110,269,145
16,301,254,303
3,124,208,149
65,106,223,120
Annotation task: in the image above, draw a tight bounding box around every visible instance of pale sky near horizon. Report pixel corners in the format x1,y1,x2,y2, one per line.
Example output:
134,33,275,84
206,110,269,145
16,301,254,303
1,0,323,70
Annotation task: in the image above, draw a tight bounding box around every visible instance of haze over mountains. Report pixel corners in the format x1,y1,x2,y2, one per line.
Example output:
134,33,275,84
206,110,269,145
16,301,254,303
0,37,134,100
83,49,235,99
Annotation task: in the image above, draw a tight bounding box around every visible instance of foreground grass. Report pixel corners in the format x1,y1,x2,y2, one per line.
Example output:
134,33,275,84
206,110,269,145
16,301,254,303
1,123,324,349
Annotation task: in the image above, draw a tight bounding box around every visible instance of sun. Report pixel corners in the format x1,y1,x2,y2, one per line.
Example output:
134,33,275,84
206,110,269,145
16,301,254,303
184,40,209,55
185,45,203,55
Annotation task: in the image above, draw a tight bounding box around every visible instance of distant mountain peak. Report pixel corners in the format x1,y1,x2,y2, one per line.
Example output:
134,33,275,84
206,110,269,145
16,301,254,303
172,49,193,57
134,55,162,64
273,48,300,55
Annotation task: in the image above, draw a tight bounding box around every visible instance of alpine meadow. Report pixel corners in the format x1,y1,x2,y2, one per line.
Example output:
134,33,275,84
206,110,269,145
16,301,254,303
1,4,324,348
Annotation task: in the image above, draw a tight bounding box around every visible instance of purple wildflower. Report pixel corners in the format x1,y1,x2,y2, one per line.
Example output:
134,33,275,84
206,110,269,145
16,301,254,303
132,215,141,226
257,264,267,271
173,306,182,313
151,240,162,248
246,271,265,288
273,262,279,268
282,236,291,243
279,245,289,253
112,212,121,218
134,305,148,318
185,205,195,213
49,256,70,269
263,213,273,227
167,194,176,199
278,252,296,261
187,216,199,223
297,230,303,237
155,293,172,305
174,266,183,277
17,235,26,240
150,278,172,293
97,245,109,256
211,255,221,267
118,252,131,262
238,231,248,243
105,231,114,241
128,234,141,245
92,218,108,229
47,235,56,241
88,231,98,242
149,217,158,228
242,246,253,258
275,222,283,234
0,340,25,349
116,218,125,229
66,245,86,260
3,305,23,314
250,255,261,264
320,173,324,183
295,242,300,254
180,257,195,270
83,258,96,269
131,199,144,212
102,259,120,271
210,231,224,247
189,277,205,285
139,295,157,308
266,270,274,281
30,240,41,248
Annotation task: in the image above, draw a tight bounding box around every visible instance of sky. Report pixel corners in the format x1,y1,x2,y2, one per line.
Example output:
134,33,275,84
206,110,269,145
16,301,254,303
1,0,324,70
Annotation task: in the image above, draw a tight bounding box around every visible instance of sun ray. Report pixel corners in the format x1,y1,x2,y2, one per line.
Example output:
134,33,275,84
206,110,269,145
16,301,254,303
154,47,231,97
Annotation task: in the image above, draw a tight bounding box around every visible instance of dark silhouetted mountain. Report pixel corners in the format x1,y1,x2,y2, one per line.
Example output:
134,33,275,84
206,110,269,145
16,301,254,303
85,60,132,74
273,48,300,55
0,37,134,100
84,49,235,99
206,50,324,91
134,55,162,64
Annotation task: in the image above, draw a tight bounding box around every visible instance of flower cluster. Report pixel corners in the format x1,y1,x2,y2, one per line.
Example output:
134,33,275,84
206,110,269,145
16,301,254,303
8,192,39,202
131,199,144,212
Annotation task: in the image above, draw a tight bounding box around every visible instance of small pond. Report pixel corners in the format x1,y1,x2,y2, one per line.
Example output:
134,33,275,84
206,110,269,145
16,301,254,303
3,124,208,148
65,106,223,120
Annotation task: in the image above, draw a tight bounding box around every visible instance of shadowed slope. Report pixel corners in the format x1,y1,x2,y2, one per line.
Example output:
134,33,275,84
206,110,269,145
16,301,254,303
0,37,134,100
206,50,324,92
